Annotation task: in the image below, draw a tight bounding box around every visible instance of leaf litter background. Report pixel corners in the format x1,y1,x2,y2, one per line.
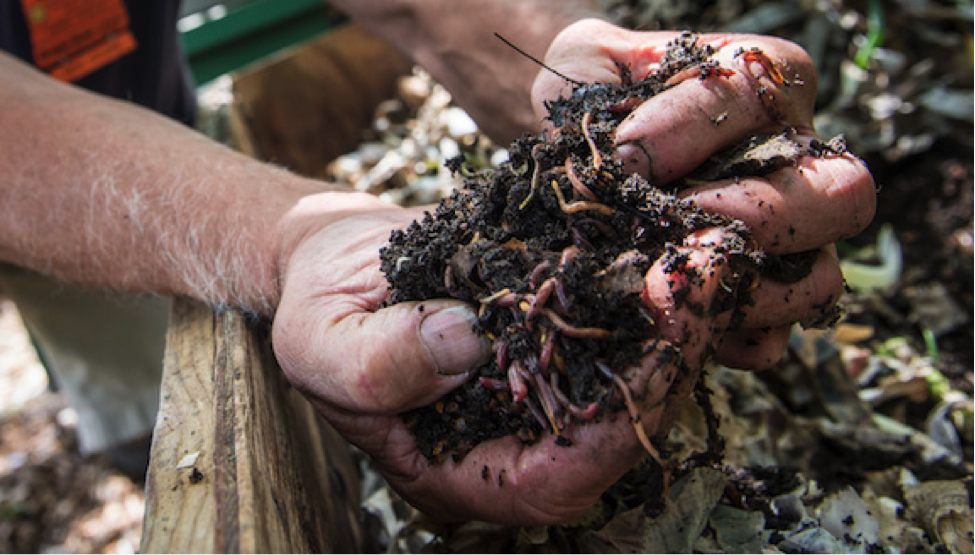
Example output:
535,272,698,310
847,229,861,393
0,0,971,552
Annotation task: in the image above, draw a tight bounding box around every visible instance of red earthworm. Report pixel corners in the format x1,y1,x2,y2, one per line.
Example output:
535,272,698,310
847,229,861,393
551,180,616,216
528,260,552,289
611,373,661,462
538,328,557,373
539,308,614,339
581,111,602,170
495,340,509,371
526,277,556,320
532,371,564,432
737,47,787,84
574,401,600,420
550,373,599,421
553,279,570,314
524,398,548,430
559,245,580,267
479,376,509,391
570,226,593,251
508,360,529,403
493,291,531,310
664,62,735,88
518,143,544,210
564,157,597,201
606,96,642,114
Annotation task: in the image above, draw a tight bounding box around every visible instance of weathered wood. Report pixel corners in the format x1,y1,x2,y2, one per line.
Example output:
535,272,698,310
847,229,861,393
231,23,413,177
142,299,362,553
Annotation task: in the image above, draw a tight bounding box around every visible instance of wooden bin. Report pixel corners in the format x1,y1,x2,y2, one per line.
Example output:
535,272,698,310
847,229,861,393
141,25,412,552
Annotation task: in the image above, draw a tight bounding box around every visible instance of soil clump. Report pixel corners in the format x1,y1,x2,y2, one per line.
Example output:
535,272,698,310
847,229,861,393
380,32,835,462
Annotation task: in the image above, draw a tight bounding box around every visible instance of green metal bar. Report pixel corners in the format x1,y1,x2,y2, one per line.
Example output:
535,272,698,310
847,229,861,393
180,0,342,84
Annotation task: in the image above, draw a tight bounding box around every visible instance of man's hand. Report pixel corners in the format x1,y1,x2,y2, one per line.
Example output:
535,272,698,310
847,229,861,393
270,193,741,525
533,20,877,370
271,19,875,526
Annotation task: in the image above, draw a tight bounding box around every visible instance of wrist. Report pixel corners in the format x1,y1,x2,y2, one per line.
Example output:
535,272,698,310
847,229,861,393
269,191,397,316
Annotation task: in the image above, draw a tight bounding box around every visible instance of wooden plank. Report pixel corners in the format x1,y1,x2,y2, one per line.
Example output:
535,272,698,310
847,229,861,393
230,23,414,177
142,299,362,553
142,299,219,552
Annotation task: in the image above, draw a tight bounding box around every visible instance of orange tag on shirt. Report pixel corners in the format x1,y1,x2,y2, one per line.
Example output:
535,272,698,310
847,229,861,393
21,0,137,82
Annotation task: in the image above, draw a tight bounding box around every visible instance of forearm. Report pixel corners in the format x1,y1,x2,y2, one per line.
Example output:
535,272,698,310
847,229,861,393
0,52,382,317
332,0,604,143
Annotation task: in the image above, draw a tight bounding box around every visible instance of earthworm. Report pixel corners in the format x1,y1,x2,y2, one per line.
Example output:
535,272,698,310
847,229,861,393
508,359,530,403
518,143,544,210
606,96,643,114
572,218,619,240
495,340,509,371
490,291,529,310
611,373,661,462
736,47,787,85
551,180,616,216
479,376,510,391
531,371,564,432
538,328,557,372
581,111,602,170
564,157,597,201
524,398,548,430
559,245,580,267
526,277,556,320
550,373,600,420
528,260,552,289
664,59,736,88
553,279,570,313
527,275,570,319
539,308,614,339
570,226,593,251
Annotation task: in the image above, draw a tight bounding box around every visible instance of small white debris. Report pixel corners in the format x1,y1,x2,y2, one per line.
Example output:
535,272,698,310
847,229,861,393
176,451,200,469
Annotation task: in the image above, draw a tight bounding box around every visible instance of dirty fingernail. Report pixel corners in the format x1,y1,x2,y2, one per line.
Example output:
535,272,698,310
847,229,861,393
419,305,491,375
614,143,651,178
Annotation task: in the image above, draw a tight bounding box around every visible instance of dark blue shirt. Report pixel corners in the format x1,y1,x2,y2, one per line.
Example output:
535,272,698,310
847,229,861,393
0,0,196,124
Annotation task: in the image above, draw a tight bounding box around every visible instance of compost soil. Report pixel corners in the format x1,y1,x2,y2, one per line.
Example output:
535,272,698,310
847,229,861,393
381,33,841,463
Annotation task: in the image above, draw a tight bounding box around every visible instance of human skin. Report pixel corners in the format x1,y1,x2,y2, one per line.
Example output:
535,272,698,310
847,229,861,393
533,20,877,370
273,14,875,525
0,3,874,526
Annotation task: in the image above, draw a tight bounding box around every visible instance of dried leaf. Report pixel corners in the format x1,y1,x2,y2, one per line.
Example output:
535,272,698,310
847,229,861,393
578,467,726,554
905,480,974,554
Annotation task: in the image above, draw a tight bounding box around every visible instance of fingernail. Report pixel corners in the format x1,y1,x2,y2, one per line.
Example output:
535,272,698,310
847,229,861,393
614,143,651,178
420,306,491,375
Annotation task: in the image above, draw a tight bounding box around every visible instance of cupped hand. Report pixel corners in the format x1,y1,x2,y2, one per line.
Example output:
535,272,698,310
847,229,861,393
270,192,743,525
533,19,876,369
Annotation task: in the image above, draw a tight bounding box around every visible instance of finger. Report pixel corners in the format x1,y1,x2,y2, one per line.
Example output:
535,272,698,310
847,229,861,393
714,324,793,370
709,247,842,371
636,227,740,428
530,20,671,118
641,227,738,345
392,411,642,525
275,299,491,415
614,35,818,182
742,246,844,327
683,156,876,253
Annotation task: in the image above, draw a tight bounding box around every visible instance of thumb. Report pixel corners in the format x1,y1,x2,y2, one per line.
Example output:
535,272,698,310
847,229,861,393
416,302,490,377
275,299,491,415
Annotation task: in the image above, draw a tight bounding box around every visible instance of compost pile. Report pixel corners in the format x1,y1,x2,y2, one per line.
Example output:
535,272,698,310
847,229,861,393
380,33,817,462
